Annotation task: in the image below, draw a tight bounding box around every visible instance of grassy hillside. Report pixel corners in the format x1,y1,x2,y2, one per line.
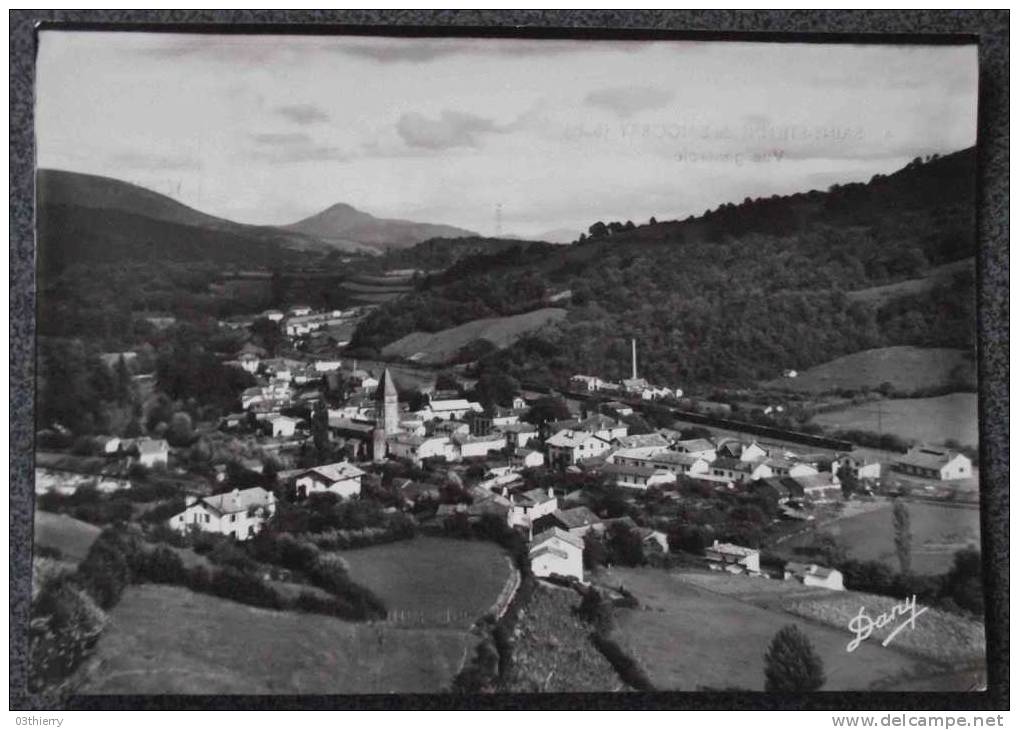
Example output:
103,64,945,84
597,567,941,691
762,346,976,395
33,511,101,564
812,393,979,448
78,584,477,694
351,148,977,388
380,308,567,365
847,258,975,307
340,537,513,628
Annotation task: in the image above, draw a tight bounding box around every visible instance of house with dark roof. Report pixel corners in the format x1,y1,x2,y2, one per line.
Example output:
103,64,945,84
168,487,276,541
834,449,882,480
532,506,602,537
784,561,844,591
529,527,584,582
295,461,366,499
894,445,972,481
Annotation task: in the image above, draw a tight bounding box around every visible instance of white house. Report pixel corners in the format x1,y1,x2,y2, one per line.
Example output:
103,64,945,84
529,527,584,582
569,374,605,392
294,461,366,499
453,433,506,460
739,441,769,462
238,352,261,374
512,448,545,469
613,449,711,478
707,457,773,484
765,457,820,479
386,433,453,464
168,487,276,541
784,562,845,591
269,415,301,438
704,540,760,575
601,463,677,490
546,429,613,468
673,438,717,461
508,487,559,529
313,360,343,373
895,445,972,481
95,436,122,455
835,450,882,480
136,438,169,469
498,422,539,449
425,399,484,421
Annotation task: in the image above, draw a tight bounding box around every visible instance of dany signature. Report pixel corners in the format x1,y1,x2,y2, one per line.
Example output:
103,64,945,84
846,594,929,653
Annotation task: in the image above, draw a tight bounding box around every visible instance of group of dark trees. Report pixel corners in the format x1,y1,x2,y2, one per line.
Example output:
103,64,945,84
349,149,976,389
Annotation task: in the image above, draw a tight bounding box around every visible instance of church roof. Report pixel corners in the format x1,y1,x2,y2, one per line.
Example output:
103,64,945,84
375,368,398,401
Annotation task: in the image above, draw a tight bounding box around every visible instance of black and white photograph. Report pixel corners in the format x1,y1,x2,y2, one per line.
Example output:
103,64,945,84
24,26,993,701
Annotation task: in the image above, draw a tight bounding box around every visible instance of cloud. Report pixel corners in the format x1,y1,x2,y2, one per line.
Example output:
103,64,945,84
250,132,350,163
396,110,503,150
584,86,675,118
333,38,607,64
275,103,330,124
109,150,201,171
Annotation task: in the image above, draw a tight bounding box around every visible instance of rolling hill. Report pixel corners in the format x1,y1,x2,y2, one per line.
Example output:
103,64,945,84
351,147,978,388
36,169,339,274
285,202,477,252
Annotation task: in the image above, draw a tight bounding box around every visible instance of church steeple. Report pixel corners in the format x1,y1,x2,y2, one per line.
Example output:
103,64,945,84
375,368,400,436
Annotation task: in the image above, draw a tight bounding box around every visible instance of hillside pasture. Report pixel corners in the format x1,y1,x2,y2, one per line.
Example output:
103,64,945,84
381,308,566,364
811,393,978,447
78,584,476,694
597,567,929,691
846,258,974,307
778,501,981,576
33,510,101,564
763,346,975,394
340,537,514,628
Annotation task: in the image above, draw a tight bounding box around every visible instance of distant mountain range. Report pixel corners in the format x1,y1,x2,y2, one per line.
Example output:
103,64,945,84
35,169,481,273
284,202,477,251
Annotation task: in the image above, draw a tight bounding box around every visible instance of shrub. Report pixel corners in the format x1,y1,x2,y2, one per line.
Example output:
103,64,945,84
29,579,108,693
206,567,283,610
591,632,655,691
138,546,187,585
763,624,826,692
76,537,132,609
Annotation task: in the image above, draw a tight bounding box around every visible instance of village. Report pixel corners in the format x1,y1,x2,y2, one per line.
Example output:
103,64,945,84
34,303,978,592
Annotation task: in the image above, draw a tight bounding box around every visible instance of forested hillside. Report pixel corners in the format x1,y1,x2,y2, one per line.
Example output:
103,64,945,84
349,149,977,388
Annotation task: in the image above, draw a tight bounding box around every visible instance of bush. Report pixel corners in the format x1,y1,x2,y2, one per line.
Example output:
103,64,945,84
206,567,283,610
590,633,654,690
138,546,187,585
29,578,108,693
76,537,133,609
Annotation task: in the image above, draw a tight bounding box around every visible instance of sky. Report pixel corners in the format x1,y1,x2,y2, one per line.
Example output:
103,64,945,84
36,32,978,237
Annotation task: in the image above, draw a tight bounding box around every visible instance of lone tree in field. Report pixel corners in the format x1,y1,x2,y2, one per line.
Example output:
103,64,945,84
764,625,826,692
892,498,912,574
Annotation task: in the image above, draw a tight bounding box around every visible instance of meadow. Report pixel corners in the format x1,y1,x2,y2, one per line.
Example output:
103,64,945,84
380,308,567,364
33,510,101,564
339,537,514,628
811,393,978,447
779,501,980,576
785,593,985,665
78,584,477,694
596,567,928,691
763,346,974,395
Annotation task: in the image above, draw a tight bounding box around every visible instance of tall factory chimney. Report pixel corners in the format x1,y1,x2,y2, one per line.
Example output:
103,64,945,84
631,338,638,380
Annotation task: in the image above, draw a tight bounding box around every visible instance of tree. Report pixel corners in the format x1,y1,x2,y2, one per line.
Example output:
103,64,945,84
166,412,195,447
582,531,607,569
607,522,645,567
836,462,859,500
523,396,571,426
892,499,912,574
310,401,330,462
763,625,826,692
943,546,983,616
588,221,608,239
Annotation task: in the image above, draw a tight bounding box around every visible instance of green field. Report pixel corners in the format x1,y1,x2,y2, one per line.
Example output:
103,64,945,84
380,308,567,364
341,537,513,628
33,510,101,564
846,259,974,307
597,568,937,691
79,584,476,694
811,393,978,447
763,346,975,394
779,501,980,576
